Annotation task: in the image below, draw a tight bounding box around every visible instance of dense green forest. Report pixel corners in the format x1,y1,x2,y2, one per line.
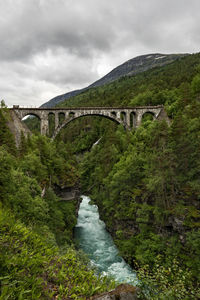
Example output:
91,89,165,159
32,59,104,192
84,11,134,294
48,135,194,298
0,106,115,299
59,53,200,112
1,52,200,299
56,53,200,299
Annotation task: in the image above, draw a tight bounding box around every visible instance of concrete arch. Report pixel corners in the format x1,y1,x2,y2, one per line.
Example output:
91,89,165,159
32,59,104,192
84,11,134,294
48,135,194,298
52,113,124,139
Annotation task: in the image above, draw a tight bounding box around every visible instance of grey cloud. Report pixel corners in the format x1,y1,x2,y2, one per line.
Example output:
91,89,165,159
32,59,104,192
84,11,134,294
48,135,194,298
0,0,116,62
32,49,99,85
110,0,200,52
1,0,200,107
1,0,199,63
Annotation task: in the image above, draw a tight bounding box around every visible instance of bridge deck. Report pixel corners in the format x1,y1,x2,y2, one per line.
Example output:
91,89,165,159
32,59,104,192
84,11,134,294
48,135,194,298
11,105,164,110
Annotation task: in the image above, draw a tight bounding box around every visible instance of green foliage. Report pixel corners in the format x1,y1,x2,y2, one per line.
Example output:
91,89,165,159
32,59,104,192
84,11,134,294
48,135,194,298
43,52,200,297
19,135,79,188
2,52,200,298
191,73,200,98
137,256,200,299
0,127,116,298
0,132,81,248
184,229,200,277
0,207,115,299
79,98,200,298
59,53,200,111
23,115,41,134
0,108,16,153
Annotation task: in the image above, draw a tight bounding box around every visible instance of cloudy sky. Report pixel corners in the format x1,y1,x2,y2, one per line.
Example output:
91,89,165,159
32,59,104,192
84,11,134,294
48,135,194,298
1,0,200,107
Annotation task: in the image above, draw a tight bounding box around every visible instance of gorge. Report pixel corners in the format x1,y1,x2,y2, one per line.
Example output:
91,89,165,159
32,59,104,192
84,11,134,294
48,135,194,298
1,52,200,299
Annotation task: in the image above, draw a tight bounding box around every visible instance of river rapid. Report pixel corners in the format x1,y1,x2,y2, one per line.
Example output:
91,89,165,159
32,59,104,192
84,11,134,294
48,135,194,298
74,195,138,285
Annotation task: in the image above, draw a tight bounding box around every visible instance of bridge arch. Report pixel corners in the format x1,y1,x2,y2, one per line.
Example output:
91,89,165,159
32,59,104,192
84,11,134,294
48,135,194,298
141,111,155,122
11,105,169,138
58,112,65,125
52,113,125,139
21,112,41,120
21,113,41,134
130,111,136,128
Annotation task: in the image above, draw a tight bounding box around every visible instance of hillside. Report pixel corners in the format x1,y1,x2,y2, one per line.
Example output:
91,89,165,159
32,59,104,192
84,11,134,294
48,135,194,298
41,53,187,108
1,52,200,299
89,53,188,87
0,107,116,299
58,52,199,109
54,52,200,298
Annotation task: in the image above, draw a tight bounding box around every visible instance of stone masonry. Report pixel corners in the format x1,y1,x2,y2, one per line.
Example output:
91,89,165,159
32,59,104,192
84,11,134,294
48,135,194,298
11,105,170,138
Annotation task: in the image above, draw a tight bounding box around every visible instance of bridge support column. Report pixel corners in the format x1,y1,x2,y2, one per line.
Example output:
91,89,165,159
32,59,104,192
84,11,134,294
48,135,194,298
135,112,143,128
41,118,49,135
123,113,127,124
116,111,121,119
55,113,59,130
126,112,131,128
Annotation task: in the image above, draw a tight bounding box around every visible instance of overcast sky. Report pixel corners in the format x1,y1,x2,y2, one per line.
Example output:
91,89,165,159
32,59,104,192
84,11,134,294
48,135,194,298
1,0,200,107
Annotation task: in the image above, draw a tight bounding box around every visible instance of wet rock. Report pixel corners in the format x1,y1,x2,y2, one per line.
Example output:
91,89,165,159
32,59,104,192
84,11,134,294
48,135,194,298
92,284,140,300
168,216,184,233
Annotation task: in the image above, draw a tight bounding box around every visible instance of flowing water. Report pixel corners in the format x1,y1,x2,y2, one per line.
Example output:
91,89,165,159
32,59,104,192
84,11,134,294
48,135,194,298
74,195,138,285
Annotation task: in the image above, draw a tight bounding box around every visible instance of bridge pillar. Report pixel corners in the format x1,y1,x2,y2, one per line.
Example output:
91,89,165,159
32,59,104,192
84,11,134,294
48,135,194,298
10,106,168,139
41,117,49,135
126,112,131,127
116,111,121,119
123,113,127,124
55,112,59,130
135,111,143,127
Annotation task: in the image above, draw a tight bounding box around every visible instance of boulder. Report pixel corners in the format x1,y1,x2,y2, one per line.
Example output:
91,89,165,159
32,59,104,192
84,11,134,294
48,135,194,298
92,284,140,300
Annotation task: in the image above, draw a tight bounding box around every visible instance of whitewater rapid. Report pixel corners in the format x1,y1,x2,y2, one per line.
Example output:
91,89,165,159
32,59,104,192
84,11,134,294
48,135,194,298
74,195,138,284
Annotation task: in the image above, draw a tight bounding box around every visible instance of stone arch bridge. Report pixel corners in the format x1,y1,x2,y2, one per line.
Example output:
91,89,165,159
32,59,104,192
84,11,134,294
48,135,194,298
11,105,169,138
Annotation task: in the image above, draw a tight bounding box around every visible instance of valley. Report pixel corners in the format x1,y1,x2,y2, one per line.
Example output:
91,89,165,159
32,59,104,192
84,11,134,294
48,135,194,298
1,52,200,299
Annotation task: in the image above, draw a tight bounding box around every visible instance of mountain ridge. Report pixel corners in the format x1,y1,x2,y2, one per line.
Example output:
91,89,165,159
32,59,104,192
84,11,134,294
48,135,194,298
41,53,189,108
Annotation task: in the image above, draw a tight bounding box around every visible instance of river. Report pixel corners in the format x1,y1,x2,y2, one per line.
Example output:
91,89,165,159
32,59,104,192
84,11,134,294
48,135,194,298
74,195,138,285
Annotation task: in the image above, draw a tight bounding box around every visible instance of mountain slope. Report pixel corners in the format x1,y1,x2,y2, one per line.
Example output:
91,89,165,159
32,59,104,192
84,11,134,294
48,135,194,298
58,52,199,109
41,53,188,108
89,53,188,87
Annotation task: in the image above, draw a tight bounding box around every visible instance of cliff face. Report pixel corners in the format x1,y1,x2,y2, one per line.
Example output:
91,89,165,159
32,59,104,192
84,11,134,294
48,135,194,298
41,53,188,108
7,110,31,147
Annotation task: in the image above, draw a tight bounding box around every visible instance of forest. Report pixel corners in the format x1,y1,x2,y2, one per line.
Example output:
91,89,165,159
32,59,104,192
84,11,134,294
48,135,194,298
0,105,115,299
58,53,200,299
1,52,200,299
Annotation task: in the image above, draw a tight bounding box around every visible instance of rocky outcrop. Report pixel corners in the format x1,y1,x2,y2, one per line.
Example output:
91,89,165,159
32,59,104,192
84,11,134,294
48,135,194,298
54,184,81,217
92,284,140,300
7,110,31,147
